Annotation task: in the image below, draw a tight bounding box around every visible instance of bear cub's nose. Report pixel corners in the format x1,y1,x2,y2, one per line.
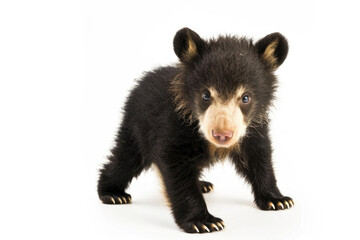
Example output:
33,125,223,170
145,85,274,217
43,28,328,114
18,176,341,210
212,129,233,142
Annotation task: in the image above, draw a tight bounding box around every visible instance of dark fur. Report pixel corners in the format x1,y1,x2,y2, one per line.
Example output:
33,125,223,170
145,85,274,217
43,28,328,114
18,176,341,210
98,28,293,233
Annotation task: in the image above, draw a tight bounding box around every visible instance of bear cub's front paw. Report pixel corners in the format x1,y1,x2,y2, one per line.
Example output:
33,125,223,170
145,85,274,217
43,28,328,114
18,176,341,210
99,192,132,204
180,215,225,233
256,196,294,210
199,180,214,193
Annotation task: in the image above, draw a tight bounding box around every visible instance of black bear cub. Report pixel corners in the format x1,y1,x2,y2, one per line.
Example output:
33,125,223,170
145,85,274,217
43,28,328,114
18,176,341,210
98,28,293,233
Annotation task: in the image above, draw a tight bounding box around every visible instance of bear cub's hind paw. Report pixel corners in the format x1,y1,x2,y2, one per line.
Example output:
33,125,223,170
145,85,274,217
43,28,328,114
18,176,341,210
99,192,132,205
181,215,225,233
199,181,214,193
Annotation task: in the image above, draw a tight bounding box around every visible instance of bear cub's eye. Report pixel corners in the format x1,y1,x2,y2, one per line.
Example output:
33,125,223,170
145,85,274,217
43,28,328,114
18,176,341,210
202,92,211,102
241,94,251,104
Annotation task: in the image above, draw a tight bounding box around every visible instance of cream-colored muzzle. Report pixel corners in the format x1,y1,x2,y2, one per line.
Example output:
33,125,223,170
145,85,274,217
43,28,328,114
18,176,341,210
198,88,248,148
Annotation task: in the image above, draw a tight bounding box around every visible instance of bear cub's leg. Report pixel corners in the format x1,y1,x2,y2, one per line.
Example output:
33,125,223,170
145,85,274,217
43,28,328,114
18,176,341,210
97,160,133,205
159,164,224,233
97,131,149,205
233,127,294,211
234,154,294,210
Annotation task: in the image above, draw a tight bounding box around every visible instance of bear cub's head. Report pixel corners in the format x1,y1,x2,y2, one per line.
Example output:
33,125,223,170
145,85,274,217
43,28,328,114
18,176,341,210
171,28,288,149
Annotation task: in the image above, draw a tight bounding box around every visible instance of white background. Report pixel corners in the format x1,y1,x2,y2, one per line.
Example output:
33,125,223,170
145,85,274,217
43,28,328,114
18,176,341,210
1,0,359,239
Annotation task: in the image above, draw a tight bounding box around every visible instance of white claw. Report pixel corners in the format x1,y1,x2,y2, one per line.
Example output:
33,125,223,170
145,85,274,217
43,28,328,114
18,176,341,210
203,225,210,233
289,200,293,207
118,197,123,204
110,197,115,204
203,186,208,192
193,225,199,233
269,202,276,210
211,223,219,231
278,202,284,209
284,201,290,208
217,222,224,230
122,197,127,204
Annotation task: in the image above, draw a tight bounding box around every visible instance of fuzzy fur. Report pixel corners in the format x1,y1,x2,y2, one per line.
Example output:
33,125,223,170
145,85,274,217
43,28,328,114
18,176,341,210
97,28,293,233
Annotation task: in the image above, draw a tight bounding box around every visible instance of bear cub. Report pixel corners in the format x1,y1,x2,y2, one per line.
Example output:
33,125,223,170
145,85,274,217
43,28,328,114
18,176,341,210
98,28,293,233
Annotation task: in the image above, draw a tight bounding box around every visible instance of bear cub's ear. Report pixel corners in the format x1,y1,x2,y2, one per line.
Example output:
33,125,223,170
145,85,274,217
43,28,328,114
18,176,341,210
255,32,288,71
173,28,206,63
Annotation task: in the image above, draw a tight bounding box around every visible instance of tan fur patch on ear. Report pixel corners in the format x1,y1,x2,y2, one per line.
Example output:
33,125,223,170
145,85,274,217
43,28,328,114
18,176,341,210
182,32,198,61
187,37,197,56
263,39,279,70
